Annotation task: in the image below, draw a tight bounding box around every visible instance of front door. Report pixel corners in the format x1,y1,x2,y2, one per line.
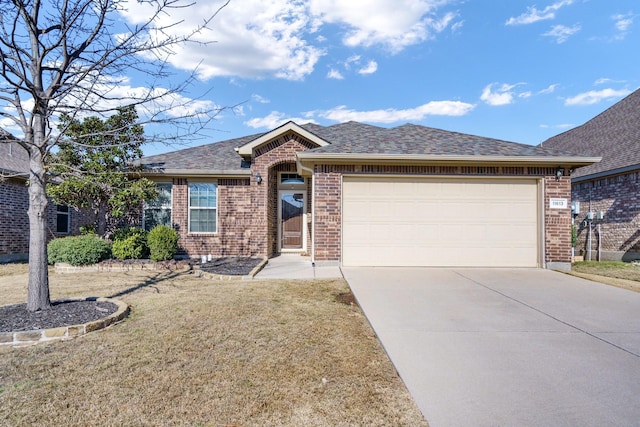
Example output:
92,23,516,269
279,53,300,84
280,192,304,250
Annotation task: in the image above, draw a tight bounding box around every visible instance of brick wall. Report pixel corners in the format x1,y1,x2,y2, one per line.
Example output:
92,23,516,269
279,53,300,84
1,178,90,262
252,137,315,257
312,164,572,267
0,179,30,261
170,135,316,259
572,171,640,261
544,176,572,264
170,177,257,258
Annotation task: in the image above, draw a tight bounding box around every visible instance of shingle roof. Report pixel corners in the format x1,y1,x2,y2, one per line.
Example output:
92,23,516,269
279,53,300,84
141,121,590,174
0,131,29,178
305,122,573,157
140,133,261,173
540,88,640,179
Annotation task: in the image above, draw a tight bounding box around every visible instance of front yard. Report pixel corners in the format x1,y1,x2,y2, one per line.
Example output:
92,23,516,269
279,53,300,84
570,261,640,293
0,265,427,426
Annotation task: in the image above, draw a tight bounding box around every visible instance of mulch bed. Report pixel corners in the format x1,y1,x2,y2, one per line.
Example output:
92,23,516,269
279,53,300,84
0,300,118,333
199,257,263,276
0,258,261,334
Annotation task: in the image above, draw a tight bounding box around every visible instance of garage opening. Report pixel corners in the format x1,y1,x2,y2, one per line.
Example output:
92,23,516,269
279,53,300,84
342,176,540,267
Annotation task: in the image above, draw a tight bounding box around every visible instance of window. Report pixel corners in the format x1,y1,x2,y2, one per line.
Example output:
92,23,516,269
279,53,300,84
144,183,172,231
56,205,70,234
280,173,304,185
189,183,217,233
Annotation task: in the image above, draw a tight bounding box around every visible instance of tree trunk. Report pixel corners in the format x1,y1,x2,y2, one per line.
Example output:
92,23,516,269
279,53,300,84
26,148,51,312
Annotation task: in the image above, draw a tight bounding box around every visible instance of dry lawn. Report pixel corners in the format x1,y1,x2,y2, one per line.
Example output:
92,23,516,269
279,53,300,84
569,261,640,292
0,265,427,426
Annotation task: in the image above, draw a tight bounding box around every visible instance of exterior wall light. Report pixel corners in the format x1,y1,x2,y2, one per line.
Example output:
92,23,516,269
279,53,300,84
255,172,262,184
555,167,564,181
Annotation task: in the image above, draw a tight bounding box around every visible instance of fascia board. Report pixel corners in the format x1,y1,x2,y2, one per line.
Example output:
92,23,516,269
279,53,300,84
141,169,251,178
296,152,602,167
236,121,329,156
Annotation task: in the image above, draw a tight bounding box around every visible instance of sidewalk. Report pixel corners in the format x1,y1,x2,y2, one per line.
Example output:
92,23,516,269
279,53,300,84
254,254,343,279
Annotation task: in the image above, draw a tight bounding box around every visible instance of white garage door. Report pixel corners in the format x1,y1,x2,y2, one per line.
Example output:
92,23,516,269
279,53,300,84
342,176,540,267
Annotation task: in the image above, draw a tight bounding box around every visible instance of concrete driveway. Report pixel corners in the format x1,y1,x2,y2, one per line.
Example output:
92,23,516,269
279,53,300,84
342,268,640,427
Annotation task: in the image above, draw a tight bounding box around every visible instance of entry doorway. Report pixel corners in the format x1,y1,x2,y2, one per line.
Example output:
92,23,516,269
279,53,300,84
278,190,306,251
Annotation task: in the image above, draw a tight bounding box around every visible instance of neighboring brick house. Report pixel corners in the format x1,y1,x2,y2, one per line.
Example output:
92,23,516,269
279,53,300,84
541,89,640,261
0,139,85,262
141,121,598,270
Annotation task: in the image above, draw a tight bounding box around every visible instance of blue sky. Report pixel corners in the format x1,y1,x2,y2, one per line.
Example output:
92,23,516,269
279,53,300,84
11,0,640,156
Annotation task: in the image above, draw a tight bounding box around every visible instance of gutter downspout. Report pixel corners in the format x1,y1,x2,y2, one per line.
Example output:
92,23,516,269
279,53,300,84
298,162,315,265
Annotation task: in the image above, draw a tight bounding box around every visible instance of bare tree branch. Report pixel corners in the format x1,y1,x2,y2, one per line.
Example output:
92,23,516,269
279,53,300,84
0,0,230,311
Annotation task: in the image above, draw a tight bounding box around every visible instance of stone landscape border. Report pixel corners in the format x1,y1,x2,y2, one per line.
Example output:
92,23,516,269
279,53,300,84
0,297,130,347
195,258,268,280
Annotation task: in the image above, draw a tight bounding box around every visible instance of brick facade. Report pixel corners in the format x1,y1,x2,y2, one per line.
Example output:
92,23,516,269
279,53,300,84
544,176,572,265
312,164,572,267
169,134,316,259
0,178,89,262
159,133,573,268
0,179,30,261
572,170,640,261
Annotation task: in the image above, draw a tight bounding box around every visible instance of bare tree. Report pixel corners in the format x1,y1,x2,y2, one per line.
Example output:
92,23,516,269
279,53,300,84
0,0,228,311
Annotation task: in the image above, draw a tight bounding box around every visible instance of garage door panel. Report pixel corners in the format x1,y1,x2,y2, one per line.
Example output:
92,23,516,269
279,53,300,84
342,177,539,267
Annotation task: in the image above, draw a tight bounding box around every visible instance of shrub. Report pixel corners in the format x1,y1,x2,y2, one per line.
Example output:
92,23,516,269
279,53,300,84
147,225,179,261
111,226,149,259
47,234,112,266
47,238,67,265
112,235,148,259
79,224,96,235
112,226,146,242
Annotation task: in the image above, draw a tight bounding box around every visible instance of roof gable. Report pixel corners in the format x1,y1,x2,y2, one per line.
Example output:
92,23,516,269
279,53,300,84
236,121,330,158
541,89,640,179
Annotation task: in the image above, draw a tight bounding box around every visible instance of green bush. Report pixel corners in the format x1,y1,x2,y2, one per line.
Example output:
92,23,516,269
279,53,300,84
47,238,67,265
147,225,179,261
47,234,112,266
112,226,146,242
79,224,96,235
111,226,149,259
112,235,148,259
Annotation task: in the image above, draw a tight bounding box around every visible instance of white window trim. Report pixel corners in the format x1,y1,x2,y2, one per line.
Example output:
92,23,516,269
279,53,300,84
143,182,173,231
277,189,307,253
278,172,306,189
188,182,218,234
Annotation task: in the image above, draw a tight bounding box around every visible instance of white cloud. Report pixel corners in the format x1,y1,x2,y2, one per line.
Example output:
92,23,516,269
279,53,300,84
120,0,323,81
613,13,634,32
538,84,559,94
540,123,574,130
543,24,581,43
244,111,317,129
118,0,458,81
519,91,532,99
594,78,625,86
358,60,378,75
252,94,270,104
480,83,524,106
564,88,632,106
245,100,475,128
506,0,574,25
327,69,344,79
612,13,635,40
309,1,459,53
317,101,475,123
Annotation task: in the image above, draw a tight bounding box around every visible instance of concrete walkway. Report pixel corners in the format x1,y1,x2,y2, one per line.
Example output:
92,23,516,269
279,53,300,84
254,254,343,279
343,267,640,427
